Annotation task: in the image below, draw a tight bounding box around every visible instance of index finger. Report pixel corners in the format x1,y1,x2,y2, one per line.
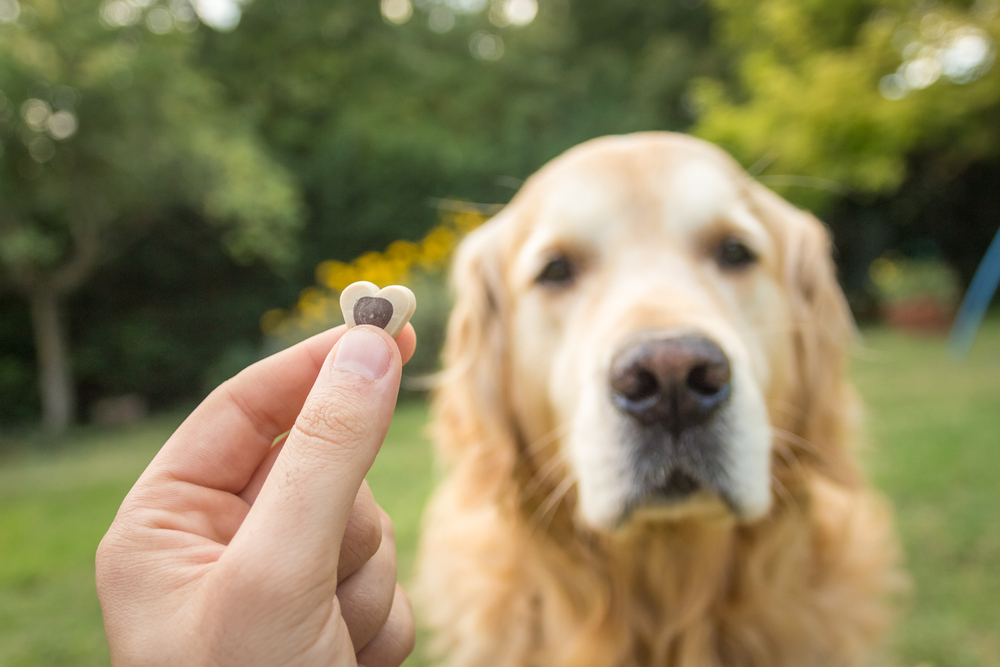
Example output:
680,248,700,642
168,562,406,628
144,323,416,495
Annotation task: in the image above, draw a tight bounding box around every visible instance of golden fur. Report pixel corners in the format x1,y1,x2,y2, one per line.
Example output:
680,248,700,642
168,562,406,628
415,133,904,667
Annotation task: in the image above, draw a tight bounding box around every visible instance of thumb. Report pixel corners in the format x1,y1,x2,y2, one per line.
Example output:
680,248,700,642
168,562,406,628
227,325,402,581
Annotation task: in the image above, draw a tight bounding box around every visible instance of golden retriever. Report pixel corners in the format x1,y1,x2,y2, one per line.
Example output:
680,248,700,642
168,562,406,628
415,132,903,667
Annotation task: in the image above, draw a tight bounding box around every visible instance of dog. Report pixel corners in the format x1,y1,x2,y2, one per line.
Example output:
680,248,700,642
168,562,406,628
415,132,903,667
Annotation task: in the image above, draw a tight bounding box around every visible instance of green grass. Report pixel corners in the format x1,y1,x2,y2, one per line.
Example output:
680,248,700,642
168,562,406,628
856,320,1000,667
0,417,181,667
1,322,998,666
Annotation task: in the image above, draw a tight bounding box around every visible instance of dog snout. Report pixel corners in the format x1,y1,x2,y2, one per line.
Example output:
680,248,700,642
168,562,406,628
610,335,732,433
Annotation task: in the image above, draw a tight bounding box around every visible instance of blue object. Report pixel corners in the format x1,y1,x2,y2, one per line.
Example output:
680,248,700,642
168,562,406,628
948,224,1000,358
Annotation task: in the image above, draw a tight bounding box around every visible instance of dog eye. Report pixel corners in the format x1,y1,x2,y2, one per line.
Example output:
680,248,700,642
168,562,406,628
715,237,758,271
536,256,575,286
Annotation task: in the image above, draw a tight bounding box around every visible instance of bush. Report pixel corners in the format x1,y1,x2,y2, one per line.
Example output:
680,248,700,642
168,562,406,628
869,253,962,307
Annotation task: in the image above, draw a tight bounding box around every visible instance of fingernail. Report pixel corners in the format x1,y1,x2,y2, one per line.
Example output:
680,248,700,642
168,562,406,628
332,328,391,380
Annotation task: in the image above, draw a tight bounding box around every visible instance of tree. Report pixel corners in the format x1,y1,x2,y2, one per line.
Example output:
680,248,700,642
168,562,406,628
0,0,303,434
197,0,725,267
692,0,1000,212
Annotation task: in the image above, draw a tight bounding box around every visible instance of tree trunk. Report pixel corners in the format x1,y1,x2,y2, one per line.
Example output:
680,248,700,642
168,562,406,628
28,283,75,436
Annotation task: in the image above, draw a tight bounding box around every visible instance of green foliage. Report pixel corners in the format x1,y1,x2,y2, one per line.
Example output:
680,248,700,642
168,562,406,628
0,356,37,423
191,126,303,268
71,212,297,409
693,0,1000,211
870,252,962,304
0,0,306,429
197,0,722,263
0,0,304,284
0,296,38,424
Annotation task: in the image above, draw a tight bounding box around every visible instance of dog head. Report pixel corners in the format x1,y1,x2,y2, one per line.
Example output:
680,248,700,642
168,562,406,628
435,132,857,532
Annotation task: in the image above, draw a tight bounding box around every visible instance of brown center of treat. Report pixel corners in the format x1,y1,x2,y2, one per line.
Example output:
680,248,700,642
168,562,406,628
354,296,394,330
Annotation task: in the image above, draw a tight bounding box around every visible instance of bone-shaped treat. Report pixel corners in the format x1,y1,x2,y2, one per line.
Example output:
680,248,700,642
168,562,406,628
339,281,416,338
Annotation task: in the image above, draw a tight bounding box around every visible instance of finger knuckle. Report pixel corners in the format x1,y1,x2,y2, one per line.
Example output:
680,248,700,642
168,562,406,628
378,506,396,541
341,579,395,636
343,507,383,568
392,588,417,658
399,619,417,659
293,390,370,452
357,508,384,554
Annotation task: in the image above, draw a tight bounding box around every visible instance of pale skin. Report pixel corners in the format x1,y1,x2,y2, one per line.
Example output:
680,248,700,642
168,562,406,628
96,323,418,667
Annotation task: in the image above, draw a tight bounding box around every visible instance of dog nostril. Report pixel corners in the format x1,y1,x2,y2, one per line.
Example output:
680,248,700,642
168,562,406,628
687,362,730,397
619,369,659,402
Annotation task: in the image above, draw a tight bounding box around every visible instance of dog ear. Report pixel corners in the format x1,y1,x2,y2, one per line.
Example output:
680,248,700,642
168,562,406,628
431,213,520,485
749,184,862,488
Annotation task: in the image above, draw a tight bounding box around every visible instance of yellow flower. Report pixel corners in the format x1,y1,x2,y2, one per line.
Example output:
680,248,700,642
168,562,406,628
297,287,332,324
265,204,493,338
453,210,486,234
386,240,421,263
417,226,457,268
316,261,355,291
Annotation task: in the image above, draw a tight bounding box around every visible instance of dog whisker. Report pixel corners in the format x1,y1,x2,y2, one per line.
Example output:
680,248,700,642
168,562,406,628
522,421,573,460
520,451,569,502
768,401,807,424
515,423,574,508
771,444,805,493
772,431,814,477
770,471,791,498
528,474,577,534
771,427,822,457
745,150,778,178
771,439,804,470
769,471,798,511
756,174,846,193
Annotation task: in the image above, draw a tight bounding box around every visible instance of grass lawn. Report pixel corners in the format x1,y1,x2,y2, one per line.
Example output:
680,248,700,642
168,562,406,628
855,320,1000,667
1,321,998,666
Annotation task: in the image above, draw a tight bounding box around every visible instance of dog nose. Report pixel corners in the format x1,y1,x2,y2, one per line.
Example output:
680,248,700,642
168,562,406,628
609,335,732,432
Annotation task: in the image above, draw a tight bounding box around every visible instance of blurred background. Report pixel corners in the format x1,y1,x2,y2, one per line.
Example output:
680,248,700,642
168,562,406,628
1,0,998,665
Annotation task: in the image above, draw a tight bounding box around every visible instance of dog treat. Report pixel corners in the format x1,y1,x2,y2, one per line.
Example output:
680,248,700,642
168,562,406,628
339,281,416,338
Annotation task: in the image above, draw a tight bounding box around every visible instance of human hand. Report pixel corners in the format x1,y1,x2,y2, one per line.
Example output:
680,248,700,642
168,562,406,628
96,323,417,667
